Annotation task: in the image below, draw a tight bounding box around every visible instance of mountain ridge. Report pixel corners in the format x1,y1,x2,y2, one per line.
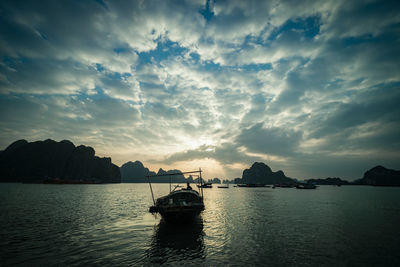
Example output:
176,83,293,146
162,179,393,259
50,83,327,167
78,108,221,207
0,139,120,183
1,140,399,186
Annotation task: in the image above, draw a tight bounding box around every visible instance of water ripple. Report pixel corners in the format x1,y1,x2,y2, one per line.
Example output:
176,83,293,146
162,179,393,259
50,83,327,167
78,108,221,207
1,184,400,266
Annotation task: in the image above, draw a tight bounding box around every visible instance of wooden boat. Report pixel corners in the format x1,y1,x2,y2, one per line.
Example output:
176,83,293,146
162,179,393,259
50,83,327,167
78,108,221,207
148,169,205,223
296,184,317,189
217,184,229,188
272,184,294,188
237,184,270,187
197,182,212,188
149,188,205,222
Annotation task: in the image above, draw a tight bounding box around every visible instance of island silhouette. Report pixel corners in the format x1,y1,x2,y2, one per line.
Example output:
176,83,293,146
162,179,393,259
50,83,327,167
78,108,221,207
0,139,120,183
1,139,399,186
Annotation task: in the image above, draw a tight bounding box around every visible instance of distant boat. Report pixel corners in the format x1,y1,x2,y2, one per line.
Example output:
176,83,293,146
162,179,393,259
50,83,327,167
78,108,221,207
272,184,294,188
237,184,270,188
296,184,317,189
197,183,212,188
217,184,229,188
148,170,205,223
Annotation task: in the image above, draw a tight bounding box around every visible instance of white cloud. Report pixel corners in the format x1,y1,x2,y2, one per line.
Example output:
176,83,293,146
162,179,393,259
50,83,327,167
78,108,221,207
0,0,399,179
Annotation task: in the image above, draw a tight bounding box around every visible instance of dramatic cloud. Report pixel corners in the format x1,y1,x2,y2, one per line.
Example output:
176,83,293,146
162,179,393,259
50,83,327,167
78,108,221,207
1,0,399,180
236,123,303,156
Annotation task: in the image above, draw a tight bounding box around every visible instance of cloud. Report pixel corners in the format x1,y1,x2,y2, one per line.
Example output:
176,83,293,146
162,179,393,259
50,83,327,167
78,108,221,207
0,94,140,148
99,71,140,101
105,0,205,52
306,85,400,152
161,122,304,169
142,101,187,120
320,0,400,39
236,123,303,157
0,58,97,95
160,142,265,176
0,0,399,180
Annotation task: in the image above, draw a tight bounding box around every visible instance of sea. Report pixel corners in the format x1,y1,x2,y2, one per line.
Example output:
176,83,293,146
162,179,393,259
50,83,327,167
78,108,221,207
0,183,399,266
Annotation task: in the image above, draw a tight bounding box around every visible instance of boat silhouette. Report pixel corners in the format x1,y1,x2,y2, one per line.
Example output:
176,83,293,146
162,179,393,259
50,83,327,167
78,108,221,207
147,169,205,223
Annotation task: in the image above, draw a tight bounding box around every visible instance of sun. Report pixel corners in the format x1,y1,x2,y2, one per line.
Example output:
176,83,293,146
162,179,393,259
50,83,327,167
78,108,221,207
181,135,216,150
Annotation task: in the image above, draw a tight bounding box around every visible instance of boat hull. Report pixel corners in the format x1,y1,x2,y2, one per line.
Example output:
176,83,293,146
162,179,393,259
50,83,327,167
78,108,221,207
161,208,203,223
150,205,204,223
296,184,317,189
197,183,212,188
149,189,205,223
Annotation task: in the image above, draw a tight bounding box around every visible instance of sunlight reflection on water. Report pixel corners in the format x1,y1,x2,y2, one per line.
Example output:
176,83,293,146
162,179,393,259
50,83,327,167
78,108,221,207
0,184,399,266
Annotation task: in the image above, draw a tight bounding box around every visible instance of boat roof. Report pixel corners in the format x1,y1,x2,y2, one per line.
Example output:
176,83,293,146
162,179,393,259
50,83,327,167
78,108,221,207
157,189,200,200
169,189,200,196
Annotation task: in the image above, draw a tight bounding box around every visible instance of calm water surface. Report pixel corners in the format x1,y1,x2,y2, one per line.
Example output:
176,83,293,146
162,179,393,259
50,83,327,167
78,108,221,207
1,183,399,266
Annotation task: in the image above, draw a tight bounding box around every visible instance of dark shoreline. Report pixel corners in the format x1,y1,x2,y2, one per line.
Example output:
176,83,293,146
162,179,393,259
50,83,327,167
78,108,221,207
2,182,400,187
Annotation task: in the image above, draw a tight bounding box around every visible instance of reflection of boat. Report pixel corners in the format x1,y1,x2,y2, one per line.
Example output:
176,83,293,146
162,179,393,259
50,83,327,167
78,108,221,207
217,184,229,188
237,184,270,188
148,170,205,223
197,183,212,188
296,184,317,189
146,218,204,264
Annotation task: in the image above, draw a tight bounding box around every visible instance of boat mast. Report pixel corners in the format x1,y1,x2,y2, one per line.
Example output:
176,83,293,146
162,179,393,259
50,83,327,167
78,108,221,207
169,174,171,193
147,175,156,205
199,168,204,199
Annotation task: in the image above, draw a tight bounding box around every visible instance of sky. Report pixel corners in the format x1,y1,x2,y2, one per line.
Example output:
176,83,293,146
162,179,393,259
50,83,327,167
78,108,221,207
0,0,399,181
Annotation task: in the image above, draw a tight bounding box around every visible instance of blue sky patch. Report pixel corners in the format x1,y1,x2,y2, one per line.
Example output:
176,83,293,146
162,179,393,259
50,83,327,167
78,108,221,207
268,16,321,41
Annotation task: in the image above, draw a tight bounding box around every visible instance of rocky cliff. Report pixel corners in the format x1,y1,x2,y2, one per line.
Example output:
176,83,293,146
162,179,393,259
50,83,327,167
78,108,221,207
120,161,188,183
0,139,121,183
155,168,186,183
306,177,350,185
120,161,156,182
208,178,221,184
241,162,295,184
355,165,400,186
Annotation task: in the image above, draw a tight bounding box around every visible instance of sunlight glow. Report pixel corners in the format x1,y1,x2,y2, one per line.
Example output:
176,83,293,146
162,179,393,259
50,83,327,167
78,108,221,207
159,158,227,180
